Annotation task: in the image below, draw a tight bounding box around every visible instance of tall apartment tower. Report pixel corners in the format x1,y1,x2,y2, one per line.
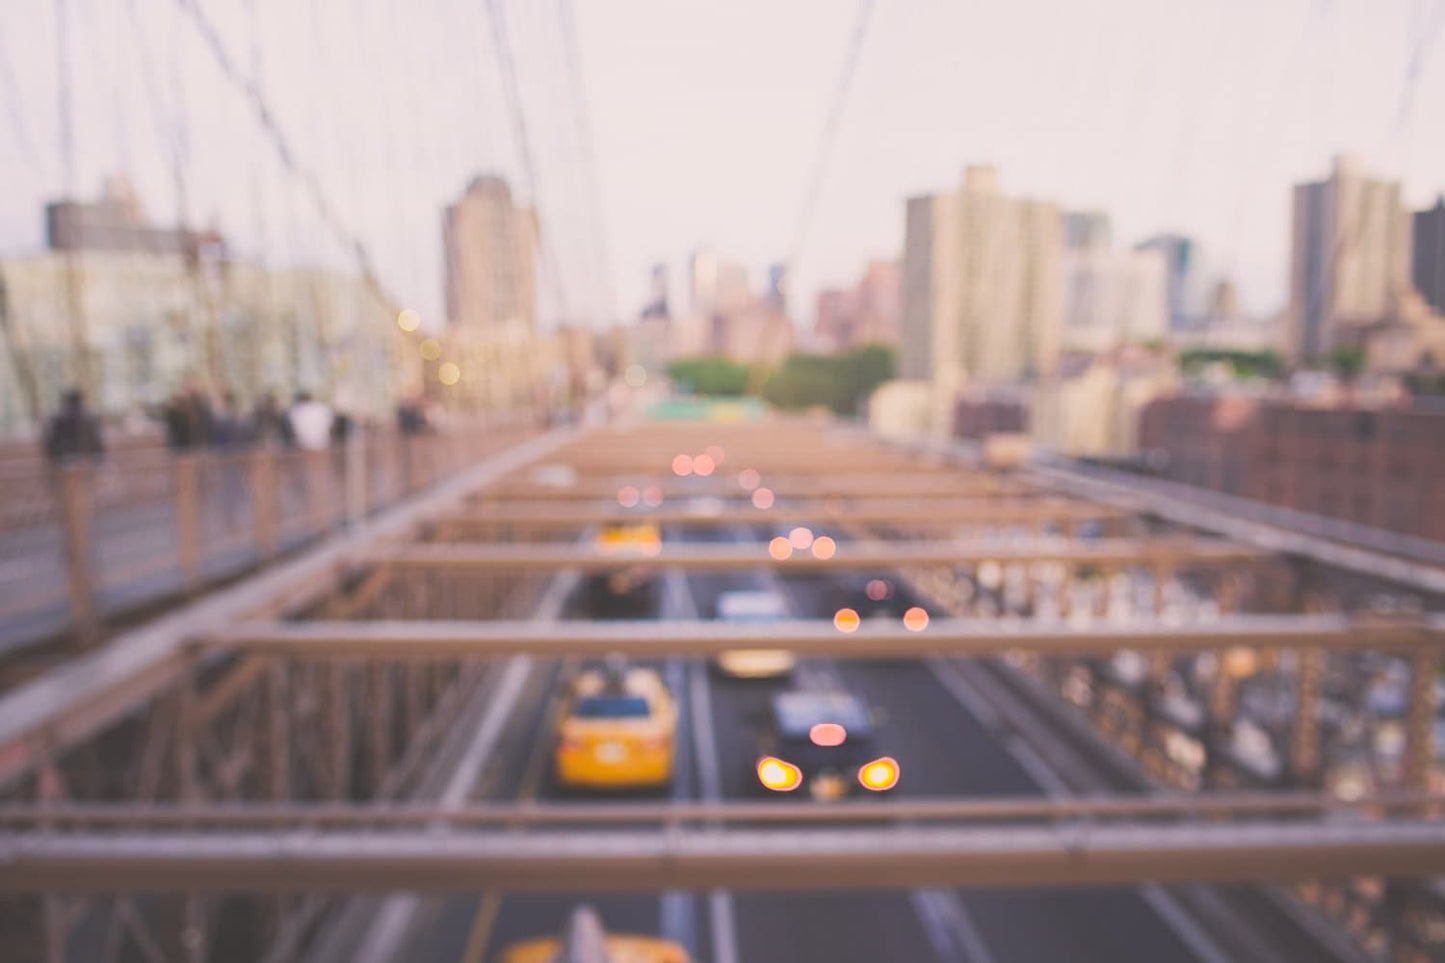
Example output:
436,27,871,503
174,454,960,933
900,166,1062,430
1286,155,1411,362
1414,196,1445,315
443,175,538,331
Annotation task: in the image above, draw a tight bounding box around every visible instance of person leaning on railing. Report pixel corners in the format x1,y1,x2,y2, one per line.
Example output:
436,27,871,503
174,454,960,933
42,388,105,466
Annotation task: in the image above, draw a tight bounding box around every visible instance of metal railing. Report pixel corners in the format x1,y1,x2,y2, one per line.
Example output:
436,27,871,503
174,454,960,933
0,417,542,655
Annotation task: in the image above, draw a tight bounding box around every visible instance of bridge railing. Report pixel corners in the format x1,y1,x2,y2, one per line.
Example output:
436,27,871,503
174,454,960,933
0,416,542,657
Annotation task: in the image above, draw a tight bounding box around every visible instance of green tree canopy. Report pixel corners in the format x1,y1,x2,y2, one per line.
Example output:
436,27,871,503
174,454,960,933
667,356,751,396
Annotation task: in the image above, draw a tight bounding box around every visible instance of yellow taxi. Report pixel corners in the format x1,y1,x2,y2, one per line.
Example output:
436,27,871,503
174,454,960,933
595,521,662,557
554,661,676,791
498,905,690,963
587,522,663,616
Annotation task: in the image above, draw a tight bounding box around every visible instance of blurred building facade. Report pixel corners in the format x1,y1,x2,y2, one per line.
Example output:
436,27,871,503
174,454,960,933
1059,246,1168,353
1139,393,1445,541
813,258,901,351
1414,196,1445,316
901,165,1062,433
689,247,750,319
443,175,538,333
1135,233,1201,328
1286,155,1412,363
1,184,416,435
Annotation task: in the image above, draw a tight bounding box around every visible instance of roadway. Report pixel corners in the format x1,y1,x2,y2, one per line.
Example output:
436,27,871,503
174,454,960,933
404,513,1209,963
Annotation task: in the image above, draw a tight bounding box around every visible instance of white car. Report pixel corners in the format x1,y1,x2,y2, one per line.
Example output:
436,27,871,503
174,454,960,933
713,589,795,679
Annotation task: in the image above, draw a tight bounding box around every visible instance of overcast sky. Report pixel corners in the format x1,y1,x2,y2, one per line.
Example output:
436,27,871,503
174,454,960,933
1,0,1443,332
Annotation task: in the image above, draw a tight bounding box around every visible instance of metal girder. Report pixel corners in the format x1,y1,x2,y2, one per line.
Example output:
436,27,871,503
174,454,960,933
5,820,1444,893
1027,462,1445,596
3,790,1441,828
211,613,1445,660
475,474,1030,500
361,537,1265,572
435,498,1128,531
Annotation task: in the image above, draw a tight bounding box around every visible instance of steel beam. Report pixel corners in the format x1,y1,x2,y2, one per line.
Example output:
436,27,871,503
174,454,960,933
2,790,1441,828
361,537,1266,573
4,820,1444,893
210,613,1444,660
434,499,1128,532
475,474,1030,500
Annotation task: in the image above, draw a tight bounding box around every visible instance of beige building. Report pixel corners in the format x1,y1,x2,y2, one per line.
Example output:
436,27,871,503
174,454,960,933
1287,155,1412,363
689,247,751,319
443,175,538,333
900,165,1062,434
1031,348,1179,458
0,248,413,435
1059,246,1169,353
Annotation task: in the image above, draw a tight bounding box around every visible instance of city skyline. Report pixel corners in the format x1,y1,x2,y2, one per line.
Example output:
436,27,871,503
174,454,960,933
0,1,1443,331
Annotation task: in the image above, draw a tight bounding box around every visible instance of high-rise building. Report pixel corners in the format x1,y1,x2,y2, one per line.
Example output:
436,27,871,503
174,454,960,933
688,247,749,319
766,263,788,312
642,262,670,319
443,175,538,332
900,166,1062,431
813,259,901,351
1286,155,1412,363
1414,195,1445,315
1062,211,1111,252
1135,233,1199,328
1059,247,1168,352
45,175,227,258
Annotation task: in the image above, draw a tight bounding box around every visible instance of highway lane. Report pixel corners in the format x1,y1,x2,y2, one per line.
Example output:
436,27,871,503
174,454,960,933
407,515,1204,962
701,521,1204,963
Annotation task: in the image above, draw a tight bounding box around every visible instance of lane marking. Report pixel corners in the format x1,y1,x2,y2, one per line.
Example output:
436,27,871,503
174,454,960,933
909,888,998,963
674,566,738,963
459,891,503,963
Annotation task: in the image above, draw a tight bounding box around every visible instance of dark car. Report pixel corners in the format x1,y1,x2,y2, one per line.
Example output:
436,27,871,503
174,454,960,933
825,573,912,620
750,690,898,800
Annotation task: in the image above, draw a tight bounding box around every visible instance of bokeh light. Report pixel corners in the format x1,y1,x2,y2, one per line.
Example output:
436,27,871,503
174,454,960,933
641,485,663,507
752,487,775,509
865,578,890,601
757,756,802,792
437,361,460,385
788,526,814,549
903,607,930,632
396,308,421,332
809,723,847,747
768,536,793,560
419,338,442,361
692,453,716,476
617,486,640,508
833,607,860,632
811,535,837,559
738,468,761,491
859,756,900,791
672,454,693,476
624,364,647,387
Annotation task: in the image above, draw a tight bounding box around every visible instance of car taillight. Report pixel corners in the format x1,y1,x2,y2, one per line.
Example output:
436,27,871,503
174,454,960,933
858,756,900,791
756,756,802,792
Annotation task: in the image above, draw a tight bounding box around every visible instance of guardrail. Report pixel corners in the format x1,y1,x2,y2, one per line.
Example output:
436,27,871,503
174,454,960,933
0,417,541,655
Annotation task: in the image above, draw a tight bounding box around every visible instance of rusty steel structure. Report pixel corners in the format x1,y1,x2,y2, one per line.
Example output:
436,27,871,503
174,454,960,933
1,418,1444,961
